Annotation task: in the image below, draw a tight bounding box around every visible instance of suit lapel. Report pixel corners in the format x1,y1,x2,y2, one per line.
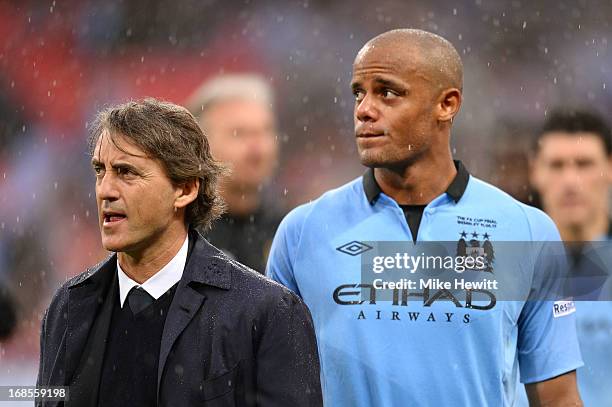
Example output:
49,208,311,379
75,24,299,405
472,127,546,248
157,281,206,387
64,256,116,385
67,272,117,407
157,231,232,401
46,329,67,386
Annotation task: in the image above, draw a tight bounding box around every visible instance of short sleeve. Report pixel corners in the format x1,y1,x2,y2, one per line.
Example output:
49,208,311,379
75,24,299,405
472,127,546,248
517,207,583,383
266,203,312,297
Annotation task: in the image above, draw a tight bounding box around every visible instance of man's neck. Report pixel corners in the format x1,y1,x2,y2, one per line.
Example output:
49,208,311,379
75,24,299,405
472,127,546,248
221,182,261,217
118,226,188,284
558,212,610,241
374,154,457,205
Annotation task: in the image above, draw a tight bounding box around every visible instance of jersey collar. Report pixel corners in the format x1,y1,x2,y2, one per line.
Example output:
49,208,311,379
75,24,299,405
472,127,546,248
363,160,470,205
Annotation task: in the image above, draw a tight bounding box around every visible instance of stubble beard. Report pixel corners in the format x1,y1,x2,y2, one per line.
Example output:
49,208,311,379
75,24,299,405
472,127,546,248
358,145,424,170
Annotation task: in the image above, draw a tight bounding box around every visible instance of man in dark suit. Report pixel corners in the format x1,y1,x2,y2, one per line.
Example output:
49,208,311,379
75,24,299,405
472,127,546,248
36,98,322,407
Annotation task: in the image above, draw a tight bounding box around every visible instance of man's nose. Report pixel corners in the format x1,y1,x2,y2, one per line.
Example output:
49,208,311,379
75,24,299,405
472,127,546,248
96,172,120,201
559,166,584,191
355,94,379,123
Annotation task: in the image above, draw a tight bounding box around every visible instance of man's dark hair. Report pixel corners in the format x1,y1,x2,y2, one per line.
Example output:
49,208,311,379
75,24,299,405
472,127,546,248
535,108,612,155
88,98,226,231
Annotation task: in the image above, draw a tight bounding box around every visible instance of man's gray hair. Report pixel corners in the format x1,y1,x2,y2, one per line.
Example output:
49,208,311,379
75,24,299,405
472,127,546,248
186,74,274,120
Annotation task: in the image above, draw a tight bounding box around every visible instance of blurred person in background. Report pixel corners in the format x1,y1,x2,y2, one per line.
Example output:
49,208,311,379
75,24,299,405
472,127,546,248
187,74,282,273
530,108,612,406
268,28,583,406
0,284,17,342
530,109,611,242
37,99,322,407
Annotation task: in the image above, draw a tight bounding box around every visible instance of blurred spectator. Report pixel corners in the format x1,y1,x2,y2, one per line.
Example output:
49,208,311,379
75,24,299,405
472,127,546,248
530,109,611,242
529,107,612,406
187,74,283,272
0,284,17,341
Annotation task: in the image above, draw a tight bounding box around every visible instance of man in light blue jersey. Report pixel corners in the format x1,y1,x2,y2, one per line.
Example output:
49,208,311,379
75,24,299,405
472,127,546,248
530,108,612,406
267,29,583,406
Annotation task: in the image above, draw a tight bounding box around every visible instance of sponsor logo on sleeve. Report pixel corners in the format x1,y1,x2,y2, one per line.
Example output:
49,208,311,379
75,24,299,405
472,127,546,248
553,300,576,318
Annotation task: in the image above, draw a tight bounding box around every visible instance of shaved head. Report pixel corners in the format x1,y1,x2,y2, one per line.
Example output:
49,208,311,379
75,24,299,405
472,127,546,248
351,28,463,171
355,29,463,93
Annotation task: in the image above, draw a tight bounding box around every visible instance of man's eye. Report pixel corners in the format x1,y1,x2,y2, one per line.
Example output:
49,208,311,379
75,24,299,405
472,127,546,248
353,90,365,102
93,166,104,175
576,159,595,169
549,161,564,170
117,167,133,176
382,89,398,99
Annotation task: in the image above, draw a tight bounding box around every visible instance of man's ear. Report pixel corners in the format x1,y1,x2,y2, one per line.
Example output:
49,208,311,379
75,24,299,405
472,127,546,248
528,155,540,190
174,178,200,209
529,150,550,193
437,88,462,123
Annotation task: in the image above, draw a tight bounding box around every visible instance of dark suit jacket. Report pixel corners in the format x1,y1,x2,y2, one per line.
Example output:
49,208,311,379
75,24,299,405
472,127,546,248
36,230,322,406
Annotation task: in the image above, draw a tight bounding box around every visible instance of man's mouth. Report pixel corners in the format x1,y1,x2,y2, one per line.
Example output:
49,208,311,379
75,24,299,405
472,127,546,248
356,132,385,138
103,212,127,224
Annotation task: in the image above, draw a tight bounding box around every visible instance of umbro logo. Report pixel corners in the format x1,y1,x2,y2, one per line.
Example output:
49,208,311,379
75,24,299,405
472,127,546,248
336,241,373,256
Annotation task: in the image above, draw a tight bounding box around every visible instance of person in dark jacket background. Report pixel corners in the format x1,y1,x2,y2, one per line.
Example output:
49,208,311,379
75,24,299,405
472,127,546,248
36,98,322,407
187,74,284,273
0,283,17,341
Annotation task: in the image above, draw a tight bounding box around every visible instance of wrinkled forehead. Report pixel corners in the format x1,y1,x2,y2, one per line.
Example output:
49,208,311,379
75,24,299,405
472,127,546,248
93,130,149,160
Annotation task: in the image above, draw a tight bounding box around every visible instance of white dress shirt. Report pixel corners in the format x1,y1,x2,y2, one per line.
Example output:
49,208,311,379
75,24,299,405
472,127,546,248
117,235,189,308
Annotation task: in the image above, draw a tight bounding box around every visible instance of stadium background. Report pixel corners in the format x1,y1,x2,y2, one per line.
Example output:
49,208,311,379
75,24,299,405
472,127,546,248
0,0,611,390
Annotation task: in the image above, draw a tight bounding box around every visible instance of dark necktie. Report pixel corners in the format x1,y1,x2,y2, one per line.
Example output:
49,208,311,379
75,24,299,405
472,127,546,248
127,286,154,314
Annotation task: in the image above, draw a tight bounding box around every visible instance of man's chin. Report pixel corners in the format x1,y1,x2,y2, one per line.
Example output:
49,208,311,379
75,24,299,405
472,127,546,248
101,238,129,253
557,211,590,229
358,150,408,169
358,149,386,168
228,173,268,190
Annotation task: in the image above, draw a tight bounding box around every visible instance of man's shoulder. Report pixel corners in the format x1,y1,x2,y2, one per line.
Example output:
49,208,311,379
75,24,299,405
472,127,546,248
42,255,113,327
278,176,364,229
467,176,559,239
466,176,525,206
314,175,364,206
226,256,302,305
210,255,308,324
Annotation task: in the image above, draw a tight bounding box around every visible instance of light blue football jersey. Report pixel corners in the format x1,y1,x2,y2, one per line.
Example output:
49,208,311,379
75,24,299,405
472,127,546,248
267,164,583,406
